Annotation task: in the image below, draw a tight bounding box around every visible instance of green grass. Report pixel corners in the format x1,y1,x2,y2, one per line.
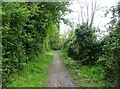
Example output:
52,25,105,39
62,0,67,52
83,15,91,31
60,50,109,87
8,51,53,87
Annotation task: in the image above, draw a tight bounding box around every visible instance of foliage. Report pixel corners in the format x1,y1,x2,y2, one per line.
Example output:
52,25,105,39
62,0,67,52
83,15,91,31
8,51,53,87
62,2,120,87
2,2,70,85
60,50,108,87
45,22,61,50
64,23,100,65
98,2,120,86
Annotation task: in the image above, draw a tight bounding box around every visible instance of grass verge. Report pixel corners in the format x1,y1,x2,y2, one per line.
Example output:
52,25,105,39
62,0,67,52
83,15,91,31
8,51,53,87
60,50,109,87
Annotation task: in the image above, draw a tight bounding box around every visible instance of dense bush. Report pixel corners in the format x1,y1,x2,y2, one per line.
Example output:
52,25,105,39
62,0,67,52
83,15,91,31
2,2,69,85
100,4,120,86
65,23,100,65
63,2,120,87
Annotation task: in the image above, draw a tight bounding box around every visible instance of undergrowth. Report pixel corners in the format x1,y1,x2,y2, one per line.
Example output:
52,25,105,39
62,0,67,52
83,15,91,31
8,51,53,87
60,50,109,87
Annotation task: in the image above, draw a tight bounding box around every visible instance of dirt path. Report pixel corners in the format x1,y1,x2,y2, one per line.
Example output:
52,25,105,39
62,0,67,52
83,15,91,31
46,51,77,87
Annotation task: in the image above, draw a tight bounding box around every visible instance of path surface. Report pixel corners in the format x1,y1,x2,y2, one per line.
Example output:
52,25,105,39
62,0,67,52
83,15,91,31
47,51,77,87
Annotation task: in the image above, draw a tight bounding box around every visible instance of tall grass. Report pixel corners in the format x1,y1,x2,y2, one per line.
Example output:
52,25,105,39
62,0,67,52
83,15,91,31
8,51,53,87
60,50,109,87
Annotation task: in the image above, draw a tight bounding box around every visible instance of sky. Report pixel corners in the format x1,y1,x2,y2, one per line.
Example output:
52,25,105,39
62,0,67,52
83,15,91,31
60,0,119,38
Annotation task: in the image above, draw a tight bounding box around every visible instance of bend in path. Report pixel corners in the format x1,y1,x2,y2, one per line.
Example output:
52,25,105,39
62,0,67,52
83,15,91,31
46,51,77,87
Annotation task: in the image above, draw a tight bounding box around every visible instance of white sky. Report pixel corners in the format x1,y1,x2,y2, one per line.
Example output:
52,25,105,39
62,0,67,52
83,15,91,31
60,0,119,38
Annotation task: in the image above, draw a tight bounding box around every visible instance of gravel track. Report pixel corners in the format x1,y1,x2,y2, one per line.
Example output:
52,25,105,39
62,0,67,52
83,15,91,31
46,51,77,87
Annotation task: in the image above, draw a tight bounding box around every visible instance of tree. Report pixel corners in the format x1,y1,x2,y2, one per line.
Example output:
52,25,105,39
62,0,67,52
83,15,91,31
2,2,70,85
98,2,120,87
77,0,102,27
